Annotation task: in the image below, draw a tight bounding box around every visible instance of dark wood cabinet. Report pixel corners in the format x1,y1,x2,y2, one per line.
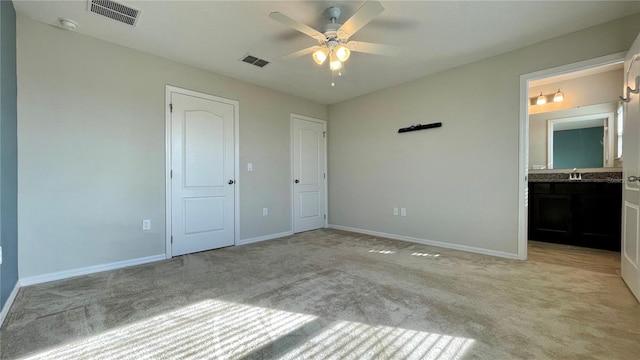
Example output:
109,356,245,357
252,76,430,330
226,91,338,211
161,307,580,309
528,182,621,251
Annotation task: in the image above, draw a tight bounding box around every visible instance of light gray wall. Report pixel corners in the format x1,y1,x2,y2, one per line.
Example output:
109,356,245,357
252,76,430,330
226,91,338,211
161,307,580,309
17,16,327,278
0,0,18,308
327,13,640,255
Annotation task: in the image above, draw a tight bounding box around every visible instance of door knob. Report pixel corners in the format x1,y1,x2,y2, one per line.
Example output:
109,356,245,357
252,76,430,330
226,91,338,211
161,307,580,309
628,176,640,183
294,179,300,183
228,180,235,185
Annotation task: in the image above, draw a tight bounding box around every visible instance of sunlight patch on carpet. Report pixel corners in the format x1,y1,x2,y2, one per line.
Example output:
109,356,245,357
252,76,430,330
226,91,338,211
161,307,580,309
369,249,396,255
21,300,316,359
21,299,474,359
411,252,440,257
279,320,474,359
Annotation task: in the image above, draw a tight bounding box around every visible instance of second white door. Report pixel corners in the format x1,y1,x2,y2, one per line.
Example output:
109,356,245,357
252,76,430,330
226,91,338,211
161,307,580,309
170,90,236,256
292,115,326,233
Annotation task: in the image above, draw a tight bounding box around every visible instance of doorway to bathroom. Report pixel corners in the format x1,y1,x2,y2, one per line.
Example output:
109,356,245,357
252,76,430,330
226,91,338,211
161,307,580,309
518,52,626,260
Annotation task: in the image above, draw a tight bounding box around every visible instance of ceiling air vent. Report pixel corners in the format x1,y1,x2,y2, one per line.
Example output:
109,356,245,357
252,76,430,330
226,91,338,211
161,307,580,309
241,55,269,68
87,0,140,26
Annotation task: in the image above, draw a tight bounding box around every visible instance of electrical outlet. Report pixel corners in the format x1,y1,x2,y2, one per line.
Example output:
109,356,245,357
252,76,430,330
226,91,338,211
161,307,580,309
263,208,268,216
393,207,398,216
401,208,407,217
142,219,151,230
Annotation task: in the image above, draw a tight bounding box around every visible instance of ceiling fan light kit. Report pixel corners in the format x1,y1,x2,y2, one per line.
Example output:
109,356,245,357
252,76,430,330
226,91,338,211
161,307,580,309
270,0,396,86
312,47,329,65
335,45,351,62
329,53,342,71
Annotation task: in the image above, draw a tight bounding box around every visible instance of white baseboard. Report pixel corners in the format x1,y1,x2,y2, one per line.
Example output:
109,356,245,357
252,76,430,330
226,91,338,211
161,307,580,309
0,281,20,327
328,224,520,260
19,254,166,287
237,231,293,246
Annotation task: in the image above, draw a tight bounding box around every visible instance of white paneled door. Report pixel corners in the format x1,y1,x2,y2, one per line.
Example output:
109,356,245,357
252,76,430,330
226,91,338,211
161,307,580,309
170,91,236,256
292,115,326,233
622,32,640,302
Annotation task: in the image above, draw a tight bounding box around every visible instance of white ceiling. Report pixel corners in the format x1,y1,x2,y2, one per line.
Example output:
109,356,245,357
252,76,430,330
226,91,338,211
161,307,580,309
13,1,640,105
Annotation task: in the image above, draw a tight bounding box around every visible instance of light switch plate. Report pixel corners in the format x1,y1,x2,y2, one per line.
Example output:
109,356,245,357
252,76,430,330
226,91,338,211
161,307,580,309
142,219,151,230
248,163,253,172
400,208,407,217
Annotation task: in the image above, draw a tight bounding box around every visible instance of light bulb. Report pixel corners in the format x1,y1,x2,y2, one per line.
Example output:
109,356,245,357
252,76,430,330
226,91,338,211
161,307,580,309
536,92,547,105
553,89,564,102
312,48,329,65
329,53,342,71
335,44,351,62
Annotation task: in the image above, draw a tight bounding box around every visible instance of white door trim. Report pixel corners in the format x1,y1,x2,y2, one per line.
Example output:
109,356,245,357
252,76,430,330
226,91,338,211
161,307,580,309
518,52,626,260
165,85,240,258
290,113,328,233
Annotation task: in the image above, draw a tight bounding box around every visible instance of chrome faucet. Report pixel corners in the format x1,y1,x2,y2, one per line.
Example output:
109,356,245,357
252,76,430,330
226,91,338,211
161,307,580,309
569,168,582,181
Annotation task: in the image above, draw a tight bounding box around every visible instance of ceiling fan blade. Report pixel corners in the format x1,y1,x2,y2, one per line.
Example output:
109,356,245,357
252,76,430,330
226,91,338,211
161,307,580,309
346,41,400,56
269,12,326,43
275,46,319,60
337,1,385,41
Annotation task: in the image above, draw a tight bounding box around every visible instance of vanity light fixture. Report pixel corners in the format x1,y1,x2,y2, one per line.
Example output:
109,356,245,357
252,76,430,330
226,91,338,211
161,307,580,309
531,89,564,106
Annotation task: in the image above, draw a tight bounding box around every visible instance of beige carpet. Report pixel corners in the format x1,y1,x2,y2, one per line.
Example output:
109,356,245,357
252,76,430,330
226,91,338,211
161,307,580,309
1,229,638,359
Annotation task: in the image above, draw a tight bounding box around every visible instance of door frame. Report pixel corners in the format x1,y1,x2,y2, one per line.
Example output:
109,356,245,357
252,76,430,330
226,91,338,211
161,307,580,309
290,113,328,233
518,52,626,260
164,85,240,258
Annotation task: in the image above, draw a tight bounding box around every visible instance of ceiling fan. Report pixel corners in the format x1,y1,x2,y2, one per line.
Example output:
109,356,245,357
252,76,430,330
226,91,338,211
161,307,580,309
269,0,399,86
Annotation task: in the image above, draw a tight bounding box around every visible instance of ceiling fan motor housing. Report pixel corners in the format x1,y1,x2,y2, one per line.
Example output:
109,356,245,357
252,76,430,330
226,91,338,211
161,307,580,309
326,38,340,49
322,6,343,43
325,7,341,21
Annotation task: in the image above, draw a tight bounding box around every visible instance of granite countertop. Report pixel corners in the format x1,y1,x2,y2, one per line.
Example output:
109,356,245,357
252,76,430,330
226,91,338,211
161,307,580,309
528,171,623,183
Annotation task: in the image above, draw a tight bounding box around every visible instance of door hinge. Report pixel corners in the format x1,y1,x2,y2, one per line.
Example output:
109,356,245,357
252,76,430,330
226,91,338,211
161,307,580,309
323,131,326,138
169,103,173,112
171,235,173,244
324,173,326,179
170,170,173,179
324,214,326,220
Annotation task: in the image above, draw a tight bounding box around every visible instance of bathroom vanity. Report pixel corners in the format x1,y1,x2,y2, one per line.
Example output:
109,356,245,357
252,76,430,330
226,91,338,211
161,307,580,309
528,171,622,251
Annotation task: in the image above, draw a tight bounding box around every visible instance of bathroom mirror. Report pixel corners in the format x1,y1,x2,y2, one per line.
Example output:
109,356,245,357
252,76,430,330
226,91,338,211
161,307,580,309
529,102,621,170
